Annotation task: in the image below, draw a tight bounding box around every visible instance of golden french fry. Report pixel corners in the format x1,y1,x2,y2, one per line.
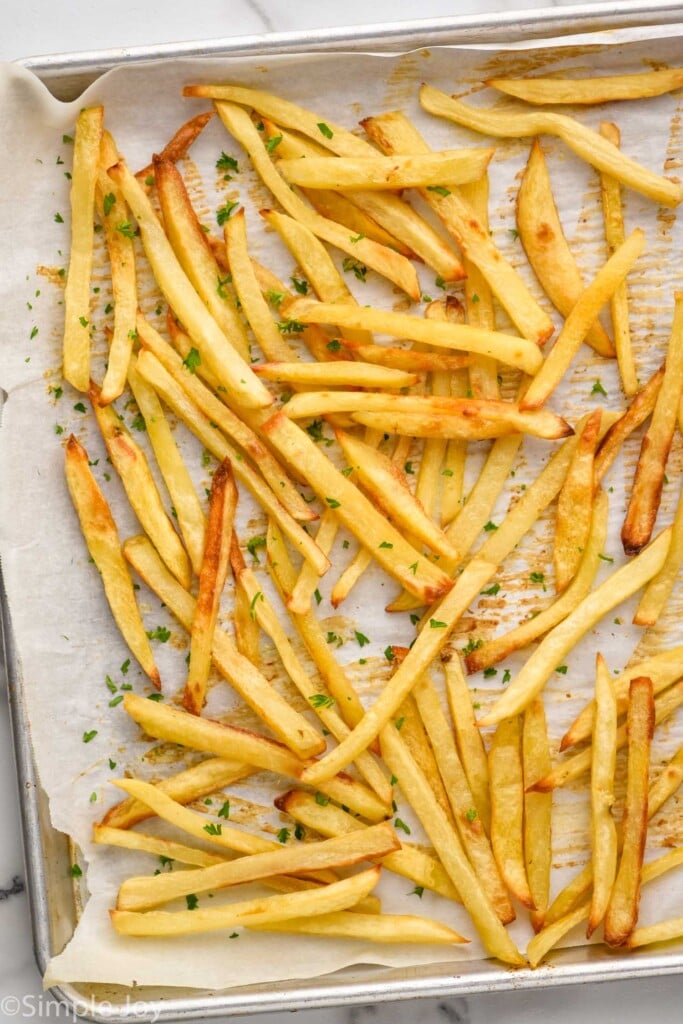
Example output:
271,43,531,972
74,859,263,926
457,174,498,397
289,299,544,375
295,188,413,257
554,409,602,592
124,534,326,760
466,489,609,674
412,675,514,923
135,111,214,183
127,357,206,575
527,901,590,968
277,149,494,190
349,405,572,441
380,725,525,966
443,657,491,835
420,84,683,207
340,339,472,374
599,122,637,393
521,229,645,410
117,822,398,911
594,366,664,483
90,381,192,590
517,139,614,358
277,789,460,901
489,716,533,909
397,695,455,826
477,527,671,727
250,911,467,944
622,293,683,553
233,571,261,665
361,110,554,346
523,698,552,932
93,825,226,868
63,106,104,391
604,677,654,946
634,479,683,626
107,160,273,409
111,866,382,937
183,461,237,715
154,158,251,362
254,361,417,389
488,67,683,105
588,654,618,938
64,435,160,688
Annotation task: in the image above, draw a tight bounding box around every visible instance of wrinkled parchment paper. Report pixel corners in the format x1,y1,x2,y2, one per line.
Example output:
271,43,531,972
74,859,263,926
4,24,683,992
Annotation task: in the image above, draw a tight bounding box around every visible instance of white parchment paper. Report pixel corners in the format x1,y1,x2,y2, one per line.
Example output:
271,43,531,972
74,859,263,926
3,25,683,992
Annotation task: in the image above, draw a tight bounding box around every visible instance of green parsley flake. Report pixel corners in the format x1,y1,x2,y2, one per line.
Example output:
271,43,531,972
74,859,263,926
146,625,171,642
182,347,201,373
394,817,411,835
355,630,370,647
317,122,334,139
82,730,98,744
426,185,451,197
216,201,239,225
265,135,283,153
309,693,335,709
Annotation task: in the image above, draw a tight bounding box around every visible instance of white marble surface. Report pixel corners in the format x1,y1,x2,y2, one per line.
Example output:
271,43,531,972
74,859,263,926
3,0,683,1021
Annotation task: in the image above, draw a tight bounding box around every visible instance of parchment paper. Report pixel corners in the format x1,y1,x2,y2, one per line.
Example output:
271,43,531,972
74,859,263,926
3,24,683,992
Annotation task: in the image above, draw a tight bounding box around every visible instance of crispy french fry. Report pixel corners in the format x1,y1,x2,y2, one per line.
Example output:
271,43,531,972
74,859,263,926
154,158,251,362
599,122,637,393
488,67,683,105
111,866,381,937
93,825,226,867
397,694,455,826
634,480,683,626
554,409,602,592
277,149,494,190
489,716,533,908
183,461,236,715
588,654,618,938
135,111,214,183
108,160,273,409
458,175,499,398
516,139,614,358
64,435,160,688
622,293,683,553
361,110,554,346
521,230,645,410
420,84,683,207
233,571,261,665
127,357,206,575
340,339,472,374
90,381,192,590
254,361,417,389
250,911,466,944
287,510,338,615
527,901,590,968
124,534,325,760
63,106,104,391
444,657,491,834
594,366,664,483
117,822,398,911
380,725,525,965
523,699,552,932
289,299,544,375
477,527,671,727
604,677,654,946
349,404,572,441
466,489,609,674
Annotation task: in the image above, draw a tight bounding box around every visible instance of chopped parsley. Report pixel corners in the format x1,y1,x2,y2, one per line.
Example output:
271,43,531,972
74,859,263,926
529,571,546,590
315,792,330,807
384,646,396,662
404,461,414,474
355,630,370,647
466,808,478,822
216,152,239,174
68,864,82,877
309,693,335,709
265,134,283,153
290,276,309,295
218,800,231,819
592,379,607,397
116,221,136,238
203,823,223,836
394,817,411,835
426,185,451,197
186,894,199,910
461,637,483,656
325,497,340,509
276,319,305,334
327,339,341,352
317,122,334,139
481,583,500,596
379,541,393,549
103,192,116,216
82,730,98,744
483,667,497,678
54,212,64,223
146,625,171,642
247,535,266,561
277,827,290,844
342,257,368,282
217,201,239,225
483,521,498,532
555,665,568,675
249,591,264,620
182,347,201,373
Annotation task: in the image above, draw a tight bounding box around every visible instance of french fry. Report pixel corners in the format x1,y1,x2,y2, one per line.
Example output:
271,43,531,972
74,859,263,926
135,111,214,184
588,655,618,938
183,461,236,715
527,901,590,968
554,409,602,592
63,106,104,391
277,149,494,190
254,361,417,389
466,489,609,674
487,67,683,105
107,160,273,409
516,139,614,358
340,339,472,374
64,436,160,688
477,527,671,727
111,866,382,937
380,725,524,965
412,675,514,923
622,293,683,553
154,158,251,362
634,480,683,626
124,534,326,760
489,716,534,908
127,357,206,575
349,404,572,441
259,412,453,605
117,822,398,911
458,175,499,398
93,825,226,868
133,349,329,575
594,366,664,483
397,695,455,826
420,84,683,207
289,298,544,374
523,699,552,932
599,123,637,393
287,510,338,615
233,570,261,665
443,656,491,834
277,790,460,901
122,691,386,821
90,380,192,590
521,229,645,410
250,911,466,944
361,110,554,346
604,677,654,946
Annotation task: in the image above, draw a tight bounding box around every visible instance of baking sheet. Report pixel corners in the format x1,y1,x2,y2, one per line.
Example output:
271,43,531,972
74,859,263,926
3,25,683,993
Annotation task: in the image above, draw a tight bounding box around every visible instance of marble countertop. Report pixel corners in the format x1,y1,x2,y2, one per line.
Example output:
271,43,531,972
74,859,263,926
3,0,683,1021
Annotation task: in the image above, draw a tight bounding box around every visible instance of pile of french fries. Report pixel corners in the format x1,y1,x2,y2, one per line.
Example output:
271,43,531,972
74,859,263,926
56,64,683,969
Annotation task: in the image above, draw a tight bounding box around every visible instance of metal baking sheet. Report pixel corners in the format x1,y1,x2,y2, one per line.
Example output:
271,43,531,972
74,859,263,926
6,2,683,1018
